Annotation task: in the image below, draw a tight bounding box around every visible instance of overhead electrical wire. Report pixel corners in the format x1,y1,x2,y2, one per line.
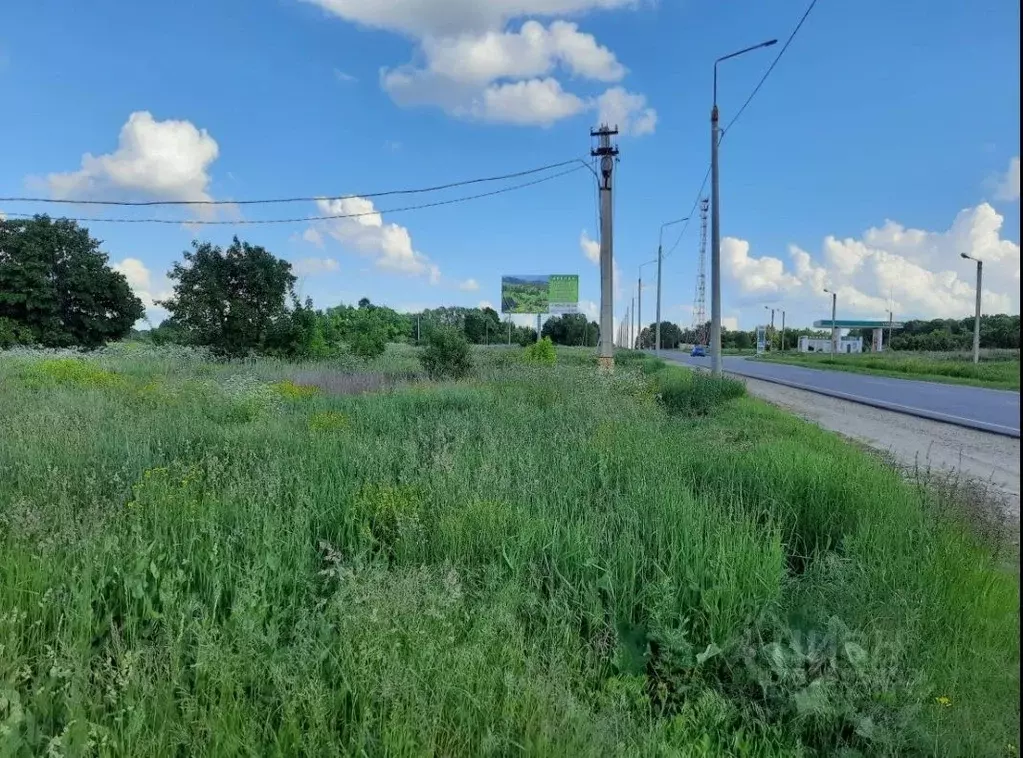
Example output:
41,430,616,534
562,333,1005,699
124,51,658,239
721,0,820,139
0,158,587,208
2,164,588,225
664,0,819,259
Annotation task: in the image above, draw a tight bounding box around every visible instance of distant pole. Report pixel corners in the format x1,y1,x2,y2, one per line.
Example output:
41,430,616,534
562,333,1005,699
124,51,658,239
887,310,893,351
780,309,786,352
961,253,982,364
536,313,542,342
637,276,642,349
654,218,687,355
417,314,421,344
824,289,838,353
592,124,620,368
656,242,663,353
631,296,636,348
485,320,489,346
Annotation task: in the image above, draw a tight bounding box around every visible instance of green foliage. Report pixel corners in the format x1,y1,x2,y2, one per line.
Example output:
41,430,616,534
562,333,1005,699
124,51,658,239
0,317,32,349
0,348,1018,756
655,367,747,416
21,357,120,388
160,236,296,358
0,215,144,348
541,314,599,346
524,336,558,364
887,314,1020,351
420,326,474,380
350,310,389,359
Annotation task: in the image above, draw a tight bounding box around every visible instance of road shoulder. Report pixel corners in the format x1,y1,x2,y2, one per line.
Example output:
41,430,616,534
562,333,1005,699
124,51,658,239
740,376,1021,533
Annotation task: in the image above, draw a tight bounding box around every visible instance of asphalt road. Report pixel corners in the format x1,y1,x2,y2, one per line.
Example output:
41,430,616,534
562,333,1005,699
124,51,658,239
657,351,1021,438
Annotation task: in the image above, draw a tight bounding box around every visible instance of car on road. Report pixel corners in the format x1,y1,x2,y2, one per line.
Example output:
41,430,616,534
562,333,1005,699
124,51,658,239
690,344,707,357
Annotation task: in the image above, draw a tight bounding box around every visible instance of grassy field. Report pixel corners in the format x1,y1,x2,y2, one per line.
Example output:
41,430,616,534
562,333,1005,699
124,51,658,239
758,349,1021,391
0,344,1018,756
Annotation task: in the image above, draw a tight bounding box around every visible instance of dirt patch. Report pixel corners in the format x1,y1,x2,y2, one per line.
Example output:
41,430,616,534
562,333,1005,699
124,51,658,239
740,377,1021,533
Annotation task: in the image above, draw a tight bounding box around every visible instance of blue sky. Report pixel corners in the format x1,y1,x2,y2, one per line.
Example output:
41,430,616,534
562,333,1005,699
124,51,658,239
1,0,1019,332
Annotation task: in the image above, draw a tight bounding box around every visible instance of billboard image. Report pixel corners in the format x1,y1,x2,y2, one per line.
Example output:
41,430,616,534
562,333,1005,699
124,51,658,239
548,274,580,314
501,274,579,314
501,275,550,314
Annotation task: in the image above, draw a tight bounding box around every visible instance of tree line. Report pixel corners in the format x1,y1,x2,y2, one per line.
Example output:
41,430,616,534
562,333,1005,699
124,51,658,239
849,315,1019,351
3,216,1018,355
0,216,578,356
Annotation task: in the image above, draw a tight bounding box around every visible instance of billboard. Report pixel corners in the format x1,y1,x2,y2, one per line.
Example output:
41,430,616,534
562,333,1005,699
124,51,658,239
501,274,579,314
548,274,580,314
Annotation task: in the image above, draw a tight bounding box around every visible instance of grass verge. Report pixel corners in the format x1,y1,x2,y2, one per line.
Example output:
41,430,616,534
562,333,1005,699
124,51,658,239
757,350,1020,391
0,346,1018,756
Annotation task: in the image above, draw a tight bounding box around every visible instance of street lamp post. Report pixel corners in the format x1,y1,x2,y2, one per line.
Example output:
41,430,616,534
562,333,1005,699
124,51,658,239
655,217,689,355
711,39,777,376
638,259,656,350
824,288,838,353
961,253,983,364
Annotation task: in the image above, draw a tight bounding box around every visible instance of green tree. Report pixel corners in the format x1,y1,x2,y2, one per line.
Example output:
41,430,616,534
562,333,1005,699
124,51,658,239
0,215,144,348
350,309,388,359
160,237,296,358
542,314,592,346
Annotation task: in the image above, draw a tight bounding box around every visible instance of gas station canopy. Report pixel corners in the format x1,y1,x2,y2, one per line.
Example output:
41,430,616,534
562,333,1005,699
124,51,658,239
812,319,904,329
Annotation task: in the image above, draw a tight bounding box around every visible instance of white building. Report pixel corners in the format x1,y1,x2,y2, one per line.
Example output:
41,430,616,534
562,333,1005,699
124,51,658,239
798,336,863,354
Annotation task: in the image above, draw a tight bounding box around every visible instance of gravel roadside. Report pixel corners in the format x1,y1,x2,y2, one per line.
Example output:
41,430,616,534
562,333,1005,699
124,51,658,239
741,376,1021,530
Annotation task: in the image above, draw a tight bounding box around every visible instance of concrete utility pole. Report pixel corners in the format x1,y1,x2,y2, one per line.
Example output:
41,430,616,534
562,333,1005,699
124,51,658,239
655,218,688,355
711,39,777,376
961,252,983,364
824,288,838,353
637,276,642,349
629,305,634,348
779,309,786,352
592,124,619,368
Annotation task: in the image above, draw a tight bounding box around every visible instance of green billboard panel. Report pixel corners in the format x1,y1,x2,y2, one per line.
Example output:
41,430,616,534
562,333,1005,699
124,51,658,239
548,274,579,314
501,275,549,314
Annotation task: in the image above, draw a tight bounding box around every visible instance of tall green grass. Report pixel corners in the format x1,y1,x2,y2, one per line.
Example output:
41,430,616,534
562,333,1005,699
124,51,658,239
0,348,1017,756
760,350,1021,390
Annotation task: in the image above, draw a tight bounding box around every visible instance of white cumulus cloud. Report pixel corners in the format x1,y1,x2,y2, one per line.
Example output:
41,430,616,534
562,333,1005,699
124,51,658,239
594,87,657,136
466,78,586,126
311,0,653,131
311,196,440,282
301,0,636,38
724,202,1020,322
113,257,172,325
293,257,340,276
994,155,1020,202
580,230,600,264
44,112,219,203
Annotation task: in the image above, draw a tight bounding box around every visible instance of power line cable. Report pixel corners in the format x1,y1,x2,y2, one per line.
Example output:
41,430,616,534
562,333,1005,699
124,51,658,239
721,0,820,139
0,158,586,207
663,165,710,260
2,164,587,225
663,0,819,259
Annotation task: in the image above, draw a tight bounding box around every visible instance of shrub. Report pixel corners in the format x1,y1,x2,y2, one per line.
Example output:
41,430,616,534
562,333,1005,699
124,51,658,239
657,368,745,416
420,327,473,380
350,316,388,359
524,336,557,365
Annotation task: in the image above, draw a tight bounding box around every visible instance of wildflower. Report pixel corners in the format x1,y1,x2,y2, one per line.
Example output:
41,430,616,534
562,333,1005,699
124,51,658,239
935,695,952,708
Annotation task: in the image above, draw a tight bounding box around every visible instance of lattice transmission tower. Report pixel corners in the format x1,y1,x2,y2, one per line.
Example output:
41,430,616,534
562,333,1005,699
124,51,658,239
692,197,709,344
